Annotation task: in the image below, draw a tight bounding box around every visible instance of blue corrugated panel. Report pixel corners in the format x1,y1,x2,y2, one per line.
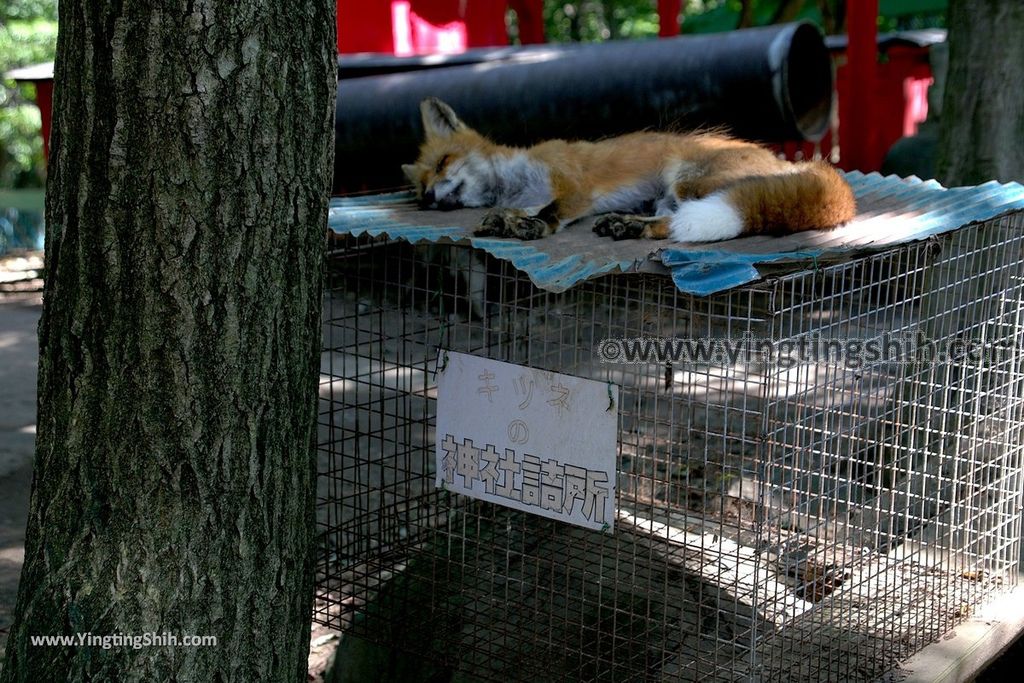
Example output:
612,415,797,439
328,172,1024,296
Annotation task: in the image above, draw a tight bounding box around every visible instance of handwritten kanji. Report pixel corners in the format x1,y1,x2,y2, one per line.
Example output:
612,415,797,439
440,434,459,484
562,465,610,524
455,437,480,487
563,464,588,515
540,458,564,512
521,453,542,506
478,444,501,494
494,448,521,500
583,470,610,525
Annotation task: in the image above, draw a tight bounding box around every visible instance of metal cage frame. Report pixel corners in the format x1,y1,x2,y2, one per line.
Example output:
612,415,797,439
316,211,1024,682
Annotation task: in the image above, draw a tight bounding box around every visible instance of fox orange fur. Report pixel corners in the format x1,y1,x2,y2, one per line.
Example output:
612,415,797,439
403,98,856,243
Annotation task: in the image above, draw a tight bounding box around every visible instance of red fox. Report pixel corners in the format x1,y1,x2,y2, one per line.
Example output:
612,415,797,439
403,98,856,242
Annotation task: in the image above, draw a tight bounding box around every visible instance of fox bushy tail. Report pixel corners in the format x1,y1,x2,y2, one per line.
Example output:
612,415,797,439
726,161,857,235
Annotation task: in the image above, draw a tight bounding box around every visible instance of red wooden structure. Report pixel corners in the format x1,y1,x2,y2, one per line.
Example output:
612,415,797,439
842,0,879,172
332,0,930,173
659,0,682,37
5,63,53,163
337,1,546,55
13,1,935,176
836,31,934,171
777,30,935,172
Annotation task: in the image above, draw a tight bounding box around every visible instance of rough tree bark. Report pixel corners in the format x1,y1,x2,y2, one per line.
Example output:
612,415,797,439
938,0,1024,186
1,1,335,681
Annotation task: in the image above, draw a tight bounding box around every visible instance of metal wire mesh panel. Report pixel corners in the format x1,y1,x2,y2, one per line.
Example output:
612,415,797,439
316,212,1024,682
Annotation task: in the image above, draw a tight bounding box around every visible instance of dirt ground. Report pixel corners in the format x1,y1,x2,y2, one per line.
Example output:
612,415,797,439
0,252,43,653
0,302,38,649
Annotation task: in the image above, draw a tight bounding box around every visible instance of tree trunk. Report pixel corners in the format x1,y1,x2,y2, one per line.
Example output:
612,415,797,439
605,0,619,40
567,3,582,42
1,1,335,681
938,0,1024,186
738,0,756,29
770,0,806,25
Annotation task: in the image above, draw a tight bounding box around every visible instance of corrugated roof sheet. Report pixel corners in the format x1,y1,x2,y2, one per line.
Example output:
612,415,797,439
328,172,1024,296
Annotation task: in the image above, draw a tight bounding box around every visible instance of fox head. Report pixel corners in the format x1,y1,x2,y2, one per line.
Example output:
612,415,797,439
403,99,499,210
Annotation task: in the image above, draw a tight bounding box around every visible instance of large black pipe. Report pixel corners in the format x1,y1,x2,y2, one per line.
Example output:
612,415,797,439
335,22,833,192
337,44,579,79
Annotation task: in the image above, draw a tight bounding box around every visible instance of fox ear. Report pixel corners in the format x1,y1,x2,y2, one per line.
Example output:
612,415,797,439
401,164,419,184
420,98,466,139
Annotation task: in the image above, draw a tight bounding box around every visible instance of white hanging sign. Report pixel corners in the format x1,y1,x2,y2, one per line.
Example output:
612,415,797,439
435,350,619,532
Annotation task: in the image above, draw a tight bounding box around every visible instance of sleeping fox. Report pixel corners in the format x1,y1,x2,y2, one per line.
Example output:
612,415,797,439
402,98,856,243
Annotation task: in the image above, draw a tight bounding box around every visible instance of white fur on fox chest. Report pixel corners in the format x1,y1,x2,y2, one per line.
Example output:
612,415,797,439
590,176,665,214
490,153,553,207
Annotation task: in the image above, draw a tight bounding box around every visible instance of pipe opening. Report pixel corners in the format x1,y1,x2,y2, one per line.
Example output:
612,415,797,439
785,23,834,141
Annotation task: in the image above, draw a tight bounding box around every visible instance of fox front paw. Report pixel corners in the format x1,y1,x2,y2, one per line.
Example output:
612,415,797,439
593,214,649,240
476,209,513,237
476,209,549,240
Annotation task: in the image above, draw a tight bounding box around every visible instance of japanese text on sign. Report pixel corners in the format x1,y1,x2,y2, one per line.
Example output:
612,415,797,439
439,435,611,525
436,351,619,532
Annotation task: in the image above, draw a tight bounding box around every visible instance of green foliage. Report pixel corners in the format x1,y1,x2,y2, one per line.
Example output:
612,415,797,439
680,0,823,34
1,1,58,190
877,0,946,33
542,1,660,42
541,0,946,41
0,96,43,188
2,0,58,23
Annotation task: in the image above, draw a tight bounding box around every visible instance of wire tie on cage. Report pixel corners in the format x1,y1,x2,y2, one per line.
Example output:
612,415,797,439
793,250,822,276
600,522,610,533
432,334,450,379
433,265,450,371
606,382,615,411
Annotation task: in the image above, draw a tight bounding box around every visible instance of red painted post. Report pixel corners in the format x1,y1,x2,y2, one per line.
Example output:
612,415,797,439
841,0,878,171
510,0,546,44
338,1,514,55
337,0,394,54
463,1,511,48
8,65,54,167
35,80,53,163
658,0,681,37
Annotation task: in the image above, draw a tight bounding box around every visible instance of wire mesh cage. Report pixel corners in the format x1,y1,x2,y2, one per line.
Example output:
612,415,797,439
316,209,1024,682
